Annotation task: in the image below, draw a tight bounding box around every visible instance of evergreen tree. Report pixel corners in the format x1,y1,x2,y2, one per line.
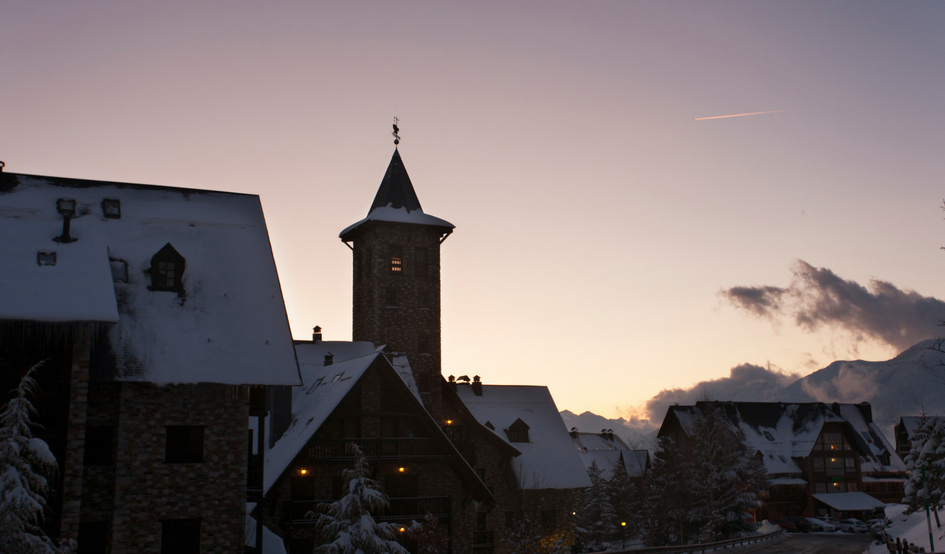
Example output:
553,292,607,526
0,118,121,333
605,454,636,542
307,444,409,554
405,513,447,554
501,513,567,554
574,460,616,550
642,436,695,546
688,405,767,541
904,415,944,527
0,361,71,554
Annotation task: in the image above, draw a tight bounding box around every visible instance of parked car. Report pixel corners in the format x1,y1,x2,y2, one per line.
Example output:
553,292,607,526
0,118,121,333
866,518,887,530
839,518,868,533
823,516,841,527
784,516,812,533
777,518,798,533
807,517,837,532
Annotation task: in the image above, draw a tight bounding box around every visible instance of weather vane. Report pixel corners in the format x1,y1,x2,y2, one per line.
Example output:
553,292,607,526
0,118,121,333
392,117,400,146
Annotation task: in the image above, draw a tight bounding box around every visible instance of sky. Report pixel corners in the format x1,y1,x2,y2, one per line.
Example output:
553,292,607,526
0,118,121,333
3,1,945,422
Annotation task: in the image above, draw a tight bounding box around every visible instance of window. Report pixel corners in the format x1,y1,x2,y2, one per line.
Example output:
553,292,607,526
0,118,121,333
78,521,108,554
161,519,201,554
814,432,848,451
507,418,530,443
110,259,128,282
477,512,487,531
291,474,315,500
84,426,115,465
165,425,205,463
418,334,431,354
417,373,431,393
37,251,56,266
418,290,431,309
385,474,418,498
150,243,185,292
415,247,428,278
390,246,403,272
763,431,775,441
386,288,398,307
101,198,121,219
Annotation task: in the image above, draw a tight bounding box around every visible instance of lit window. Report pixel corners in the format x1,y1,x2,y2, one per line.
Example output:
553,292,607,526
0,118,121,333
390,246,403,272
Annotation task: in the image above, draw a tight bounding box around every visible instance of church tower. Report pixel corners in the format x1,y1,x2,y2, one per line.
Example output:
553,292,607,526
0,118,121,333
340,147,454,416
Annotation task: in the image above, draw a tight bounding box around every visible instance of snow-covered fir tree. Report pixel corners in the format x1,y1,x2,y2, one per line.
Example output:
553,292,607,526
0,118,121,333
405,513,447,554
501,512,567,554
687,404,767,542
605,453,639,542
574,460,616,551
0,361,71,554
307,444,409,554
642,435,695,546
904,415,944,527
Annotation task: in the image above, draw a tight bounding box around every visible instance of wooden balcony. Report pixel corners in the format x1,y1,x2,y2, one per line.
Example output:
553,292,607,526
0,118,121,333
301,438,448,461
285,496,451,524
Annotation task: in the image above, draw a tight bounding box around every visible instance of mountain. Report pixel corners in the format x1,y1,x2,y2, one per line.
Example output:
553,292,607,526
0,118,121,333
562,339,945,448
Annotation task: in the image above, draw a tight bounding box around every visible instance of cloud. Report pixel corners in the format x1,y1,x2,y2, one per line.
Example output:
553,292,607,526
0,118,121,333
721,260,945,352
640,362,800,422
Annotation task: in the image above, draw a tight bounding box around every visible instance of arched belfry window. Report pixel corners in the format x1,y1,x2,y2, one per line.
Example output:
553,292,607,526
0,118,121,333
150,243,185,292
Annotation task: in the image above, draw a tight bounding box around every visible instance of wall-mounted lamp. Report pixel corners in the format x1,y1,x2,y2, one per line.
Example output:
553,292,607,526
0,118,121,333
299,468,308,475
446,419,453,425
398,467,406,473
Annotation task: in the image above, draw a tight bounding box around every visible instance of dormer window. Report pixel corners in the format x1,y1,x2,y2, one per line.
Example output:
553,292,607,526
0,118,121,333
763,431,775,441
506,418,530,443
102,198,121,219
37,251,56,266
150,243,185,292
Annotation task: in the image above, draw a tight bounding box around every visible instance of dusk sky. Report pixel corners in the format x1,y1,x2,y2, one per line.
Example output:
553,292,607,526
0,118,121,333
3,2,945,422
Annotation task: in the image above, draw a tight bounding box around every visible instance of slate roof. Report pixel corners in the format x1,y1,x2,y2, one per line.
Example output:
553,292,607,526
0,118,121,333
661,401,905,475
0,172,300,386
456,384,592,490
339,149,453,240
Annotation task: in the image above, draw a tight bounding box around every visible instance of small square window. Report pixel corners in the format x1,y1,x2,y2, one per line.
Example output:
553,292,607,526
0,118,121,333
386,288,398,307
418,334,430,354
415,247,428,278
110,259,128,282
84,426,115,465
37,251,57,266
165,426,205,463
161,519,200,554
418,291,431,309
102,198,121,219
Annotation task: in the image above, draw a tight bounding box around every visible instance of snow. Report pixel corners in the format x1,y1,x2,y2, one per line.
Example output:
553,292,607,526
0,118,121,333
244,513,287,554
0,174,300,386
339,205,454,238
264,351,379,492
455,384,592,489
812,491,887,511
866,504,943,554
571,432,648,479
770,477,808,485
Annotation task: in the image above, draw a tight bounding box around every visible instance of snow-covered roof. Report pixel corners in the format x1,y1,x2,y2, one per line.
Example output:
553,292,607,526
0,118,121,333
339,149,453,240
812,491,887,511
770,477,808,485
265,351,379,492
455,384,592,490
0,173,300,386
662,402,905,476
571,431,648,479
898,416,945,437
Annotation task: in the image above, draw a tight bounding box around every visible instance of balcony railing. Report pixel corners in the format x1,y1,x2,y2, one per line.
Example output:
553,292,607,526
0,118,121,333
301,438,447,461
285,496,451,523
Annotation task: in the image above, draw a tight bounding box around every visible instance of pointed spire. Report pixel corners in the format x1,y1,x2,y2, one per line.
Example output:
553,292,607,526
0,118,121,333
368,149,423,215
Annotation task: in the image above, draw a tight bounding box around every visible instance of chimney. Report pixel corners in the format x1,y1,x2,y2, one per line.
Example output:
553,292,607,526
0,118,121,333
448,375,457,392
324,352,333,366
313,326,322,342
472,375,483,396
54,198,78,244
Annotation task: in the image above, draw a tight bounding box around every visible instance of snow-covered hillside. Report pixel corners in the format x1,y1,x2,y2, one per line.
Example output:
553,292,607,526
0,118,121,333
562,339,945,446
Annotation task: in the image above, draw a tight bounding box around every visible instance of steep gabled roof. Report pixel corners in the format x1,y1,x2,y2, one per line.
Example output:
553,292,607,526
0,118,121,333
0,172,300,386
456,384,592,490
265,347,494,502
571,431,649,479
339,149,454,240
659,401,905,475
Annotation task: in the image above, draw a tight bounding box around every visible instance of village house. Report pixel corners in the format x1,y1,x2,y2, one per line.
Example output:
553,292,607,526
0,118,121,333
894,416,944,461
259,147,591,554
0,168,301,553
659,401,906,521
570,429,650,483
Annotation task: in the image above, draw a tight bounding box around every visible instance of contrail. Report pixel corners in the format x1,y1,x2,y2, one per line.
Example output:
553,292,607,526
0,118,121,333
695,110,784,121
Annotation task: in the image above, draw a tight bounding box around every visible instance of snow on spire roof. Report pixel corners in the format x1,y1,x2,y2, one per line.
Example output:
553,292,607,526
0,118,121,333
0,172,301,386
339,149,454,240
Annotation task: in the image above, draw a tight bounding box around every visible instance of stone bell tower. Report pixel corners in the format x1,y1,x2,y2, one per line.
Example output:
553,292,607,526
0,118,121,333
340,147,453,416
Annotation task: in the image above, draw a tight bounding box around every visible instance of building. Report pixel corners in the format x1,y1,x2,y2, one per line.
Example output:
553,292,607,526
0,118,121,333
894,416,944,460
261,147,591,553
0,169,301,553
570,430,649,482
659,401,905,520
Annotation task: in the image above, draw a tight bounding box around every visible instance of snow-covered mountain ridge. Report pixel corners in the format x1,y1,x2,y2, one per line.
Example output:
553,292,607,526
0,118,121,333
562,339,945,449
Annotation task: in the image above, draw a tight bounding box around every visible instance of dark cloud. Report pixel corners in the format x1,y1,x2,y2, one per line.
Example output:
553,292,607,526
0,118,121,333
721,260,945,352
642,363,799,422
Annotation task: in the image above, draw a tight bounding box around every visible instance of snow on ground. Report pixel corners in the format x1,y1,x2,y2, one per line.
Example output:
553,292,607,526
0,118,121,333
866,504,945,554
